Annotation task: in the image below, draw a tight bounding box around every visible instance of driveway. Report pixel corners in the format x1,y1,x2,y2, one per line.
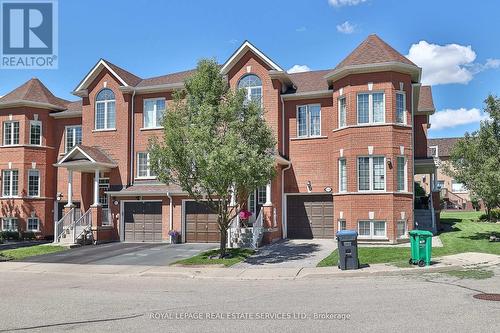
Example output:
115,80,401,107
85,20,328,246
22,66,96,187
20,242,216,266
233,239,337,269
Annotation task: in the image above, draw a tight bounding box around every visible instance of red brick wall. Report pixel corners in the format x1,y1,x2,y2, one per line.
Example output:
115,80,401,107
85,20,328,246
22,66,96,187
414,114,429,158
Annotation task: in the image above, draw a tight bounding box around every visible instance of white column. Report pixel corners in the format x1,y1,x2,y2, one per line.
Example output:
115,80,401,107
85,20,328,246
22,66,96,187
230,184,236,206
264,181,272,206
93,169,100,206
66,170,73,207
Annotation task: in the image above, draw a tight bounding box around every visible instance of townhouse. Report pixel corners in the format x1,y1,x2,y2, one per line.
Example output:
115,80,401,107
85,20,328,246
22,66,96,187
0,34,438,244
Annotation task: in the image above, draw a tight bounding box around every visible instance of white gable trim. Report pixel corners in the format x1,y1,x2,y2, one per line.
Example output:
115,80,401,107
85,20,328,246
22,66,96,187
221,41,284,75
73,59,129,93
57,145,96,165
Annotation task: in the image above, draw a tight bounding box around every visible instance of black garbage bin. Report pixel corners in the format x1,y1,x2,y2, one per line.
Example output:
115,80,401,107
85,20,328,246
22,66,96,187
336,230,359,270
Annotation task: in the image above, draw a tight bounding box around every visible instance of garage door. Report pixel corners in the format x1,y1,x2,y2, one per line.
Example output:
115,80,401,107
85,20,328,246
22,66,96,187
287,195,334,239
185,201,220,243
124,202,163,242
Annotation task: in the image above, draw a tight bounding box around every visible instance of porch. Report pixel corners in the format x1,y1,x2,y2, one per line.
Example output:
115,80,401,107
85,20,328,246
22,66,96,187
414,157,441,234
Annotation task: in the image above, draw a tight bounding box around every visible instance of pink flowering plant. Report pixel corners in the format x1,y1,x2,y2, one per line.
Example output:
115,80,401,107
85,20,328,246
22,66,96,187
239,209,253,227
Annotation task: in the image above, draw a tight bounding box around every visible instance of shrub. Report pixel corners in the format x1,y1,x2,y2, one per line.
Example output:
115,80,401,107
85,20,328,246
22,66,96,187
0,231,20,241
478,208,500,222
415,182,426,197
470,195,481,211
21,231,37,240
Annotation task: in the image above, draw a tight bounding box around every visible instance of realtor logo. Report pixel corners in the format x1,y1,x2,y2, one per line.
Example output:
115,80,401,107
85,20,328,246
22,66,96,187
1,0,58,69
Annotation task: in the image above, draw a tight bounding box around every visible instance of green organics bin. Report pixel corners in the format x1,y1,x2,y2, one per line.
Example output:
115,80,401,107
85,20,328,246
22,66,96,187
409,230,433,267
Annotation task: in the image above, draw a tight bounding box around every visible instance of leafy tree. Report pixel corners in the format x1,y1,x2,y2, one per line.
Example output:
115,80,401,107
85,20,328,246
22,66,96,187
444,95,500,220
148,59,276,257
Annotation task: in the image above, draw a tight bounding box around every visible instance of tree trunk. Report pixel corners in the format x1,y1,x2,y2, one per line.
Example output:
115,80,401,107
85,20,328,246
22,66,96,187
486,204,492,221
219,227,227,259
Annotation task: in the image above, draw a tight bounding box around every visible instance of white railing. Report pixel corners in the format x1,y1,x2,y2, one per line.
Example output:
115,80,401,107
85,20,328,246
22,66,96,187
54,208,75,243
72,208,93,243
252,207,264,249
228,213,240,248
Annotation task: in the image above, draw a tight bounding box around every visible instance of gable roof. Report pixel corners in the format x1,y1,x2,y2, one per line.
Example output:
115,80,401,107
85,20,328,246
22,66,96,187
418,86,435,113
0,78,70,110
73,59,142,95
56,145,117,171
428,138,460,157
220,40,284,75
324,34,421,83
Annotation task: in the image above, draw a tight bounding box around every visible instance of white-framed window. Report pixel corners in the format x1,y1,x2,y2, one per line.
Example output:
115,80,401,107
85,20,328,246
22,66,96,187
395,92,406,124
65,126,82,153
27,217,40,232
357,92,385,124
95,89,116,130
143,98,166,128
137,152,156,178
297,104,321,138
3,121,19,145
429,145,438,158
338,219,347,231
338,97,347,128
396,156,407,192
257,186,267,205
238,74,262,105
2,169,18,197
339,158,347,192
28,169,40,197
357,156,386,191
1,217,18,231
451,180,467,193
397,220,407,239
358,220,386,239
29,120,42,145
437,180,445,189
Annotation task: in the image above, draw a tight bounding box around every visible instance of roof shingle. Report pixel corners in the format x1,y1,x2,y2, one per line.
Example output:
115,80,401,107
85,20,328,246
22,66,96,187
418,85,435,112
428,138,460,157
0,78,70,109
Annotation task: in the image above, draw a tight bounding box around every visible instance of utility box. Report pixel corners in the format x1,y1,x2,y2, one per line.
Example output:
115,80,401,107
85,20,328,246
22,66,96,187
336,230,359,270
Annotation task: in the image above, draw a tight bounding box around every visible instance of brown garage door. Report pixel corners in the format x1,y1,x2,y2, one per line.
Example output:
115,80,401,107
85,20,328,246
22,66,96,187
185,201,220,243
287,195,334,239
124,202,163,242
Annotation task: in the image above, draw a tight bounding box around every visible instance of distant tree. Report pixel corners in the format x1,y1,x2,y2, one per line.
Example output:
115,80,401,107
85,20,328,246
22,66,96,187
444,95,500,220
148,59,276,257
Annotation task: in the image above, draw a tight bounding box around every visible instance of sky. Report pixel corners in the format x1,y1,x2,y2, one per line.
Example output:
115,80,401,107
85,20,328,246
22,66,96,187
1,0,499,139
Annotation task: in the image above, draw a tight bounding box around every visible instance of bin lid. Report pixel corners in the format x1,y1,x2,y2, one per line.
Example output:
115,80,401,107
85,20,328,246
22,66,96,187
409,230,433,236
336,230,358,237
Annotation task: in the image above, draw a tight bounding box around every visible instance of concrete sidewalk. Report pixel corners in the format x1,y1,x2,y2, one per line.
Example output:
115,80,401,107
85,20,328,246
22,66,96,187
1,252,498,280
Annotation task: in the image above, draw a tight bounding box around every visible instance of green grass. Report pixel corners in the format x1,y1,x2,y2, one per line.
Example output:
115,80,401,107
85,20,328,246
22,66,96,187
0,244,66,261
172,248,255,267
442,268,494,280
317,211,500,267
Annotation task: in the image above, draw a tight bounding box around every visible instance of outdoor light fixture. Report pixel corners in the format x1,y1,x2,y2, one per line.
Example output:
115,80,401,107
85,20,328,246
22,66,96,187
324,186,332,193
113,200,119,206
387,158,393,169
56,192,63,201
306,181,312,192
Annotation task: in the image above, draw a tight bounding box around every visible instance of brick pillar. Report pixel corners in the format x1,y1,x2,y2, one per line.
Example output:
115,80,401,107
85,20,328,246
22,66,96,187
262,205,274,229
91,205,102,242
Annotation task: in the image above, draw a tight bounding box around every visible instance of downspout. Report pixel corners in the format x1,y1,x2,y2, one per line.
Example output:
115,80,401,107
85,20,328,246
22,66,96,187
411,84,417,232
167,192,173,242
129,89,136,186
281,95,291,238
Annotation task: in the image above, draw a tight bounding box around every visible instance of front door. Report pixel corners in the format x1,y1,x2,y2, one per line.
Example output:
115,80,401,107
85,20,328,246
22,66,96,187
248,186,266,225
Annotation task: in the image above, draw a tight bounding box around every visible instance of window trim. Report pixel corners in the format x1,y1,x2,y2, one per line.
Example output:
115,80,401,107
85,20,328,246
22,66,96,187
27,217,40,232
143,97,166,129
356,91,385,125
95,89,116,130
357,156,386,192
429,145,439,158
65,125,82,153
2,169,19,198
29,120,42,146
338,96,347,128
397,220,407,239
395,91,406,125
3,121,20,146
136,152,156,179
396,156,408,192
358,220,387,240
338,158,347,193
338,219,347,231
237,74,263,106
257,186,267,205
27,169,40,197
296,103,322,138
1,217,18,231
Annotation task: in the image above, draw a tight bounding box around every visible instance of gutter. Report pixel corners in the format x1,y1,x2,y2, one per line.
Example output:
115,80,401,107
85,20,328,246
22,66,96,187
167,192,173,240
281,162,292,239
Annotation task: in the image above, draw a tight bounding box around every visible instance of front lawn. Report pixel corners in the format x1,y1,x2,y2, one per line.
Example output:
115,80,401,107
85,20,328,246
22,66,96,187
317,211,500,267
172,248,254,267
0,244,66,261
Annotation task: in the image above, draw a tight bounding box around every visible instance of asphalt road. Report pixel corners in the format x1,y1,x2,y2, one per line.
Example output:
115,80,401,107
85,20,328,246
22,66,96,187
0,265,499,332
20,242,216,266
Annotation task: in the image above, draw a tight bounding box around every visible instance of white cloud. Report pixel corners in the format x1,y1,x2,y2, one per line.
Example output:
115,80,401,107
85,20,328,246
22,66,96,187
296,26,307,32
328,0,367,7
336,21,356,34
407,41,500,85
430,108,488,130
287,64,311,74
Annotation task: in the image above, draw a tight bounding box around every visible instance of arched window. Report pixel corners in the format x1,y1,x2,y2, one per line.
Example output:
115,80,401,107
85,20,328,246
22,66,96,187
95,89,116,130
237,74,262,104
